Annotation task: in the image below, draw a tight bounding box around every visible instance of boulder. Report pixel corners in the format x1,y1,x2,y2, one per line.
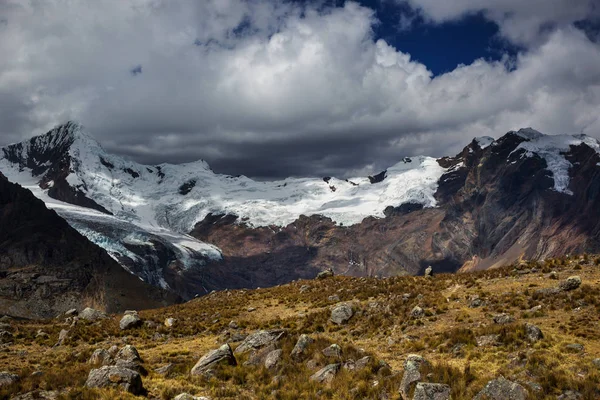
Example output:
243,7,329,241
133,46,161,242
245,343,279,366
330,303,353,325
154,363,173,376
235,330,286,354
477,334,500,347
493,313,514,324
328,295,340,302
355,356,371,370
54,329,69,347
64,308,78,316
164,317,177,328
310,363,340,383
264,349,283,370
410,306,424,318
413,382,451,400
399,354,430,399
79,307,107,322
119,312,142,330
525,323,543,343
88,349,112,366
0,371,19,388
85,366,144,395
322,344,342,358
317,268,334,279
116,345,142,363
190,344,236,376
424,266,433,277
559,276,582,291
290,334,313,360
473,376,527,400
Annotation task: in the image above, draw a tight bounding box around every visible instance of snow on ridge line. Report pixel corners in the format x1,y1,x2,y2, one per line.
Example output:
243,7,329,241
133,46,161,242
510,131,600,195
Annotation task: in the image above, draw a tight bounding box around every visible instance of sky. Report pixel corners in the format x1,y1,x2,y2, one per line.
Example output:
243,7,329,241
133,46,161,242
0,0,599,178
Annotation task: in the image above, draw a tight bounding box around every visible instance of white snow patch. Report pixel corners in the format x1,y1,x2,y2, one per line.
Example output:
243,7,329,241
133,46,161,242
475,136,494,149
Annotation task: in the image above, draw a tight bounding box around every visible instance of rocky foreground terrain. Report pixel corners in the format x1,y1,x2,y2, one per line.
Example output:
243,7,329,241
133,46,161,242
1,255,599,399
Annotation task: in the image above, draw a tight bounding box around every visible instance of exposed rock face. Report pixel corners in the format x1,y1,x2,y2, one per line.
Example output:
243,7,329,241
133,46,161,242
330,303,353,325
234,330,286,355
190,344,236,376
0,174,176,318
85,366,144,395
412,382,451,400
473,376,527,400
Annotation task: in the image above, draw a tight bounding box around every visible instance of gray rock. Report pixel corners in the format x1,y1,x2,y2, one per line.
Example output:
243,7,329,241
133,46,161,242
548,271,559,280
306,359,319,370
64,308,77,316
413,382,451,400
592,358,600,368
79,307,107,322
154,363,173,376
245,343,279,366
54,329,69,347
565,343,584,353
493,313,514,324
535,287,561,296
0,371,19,388
331,303,354,324
119,312,142,330
235,329,286,354
230,332,247,342
410,305,424,318
291,334,313,359
88,349,113,366
525,323,543,343
399,354,430,398
355,356,371,370
469,298,485,308
191,344,236,376
328,295,340,302
173,394,210,400
300,284,311,293
476,334,500,347
116,345,142,363
473,376,527,400
265,349,283,369
310,363,340,383
322,344,342,358
424,266,433,277
115,359,147,375
317,268,334,279
557,390,582,400
559,276,582,291
85,366,144,395
228,320,239,329
164,317,176,328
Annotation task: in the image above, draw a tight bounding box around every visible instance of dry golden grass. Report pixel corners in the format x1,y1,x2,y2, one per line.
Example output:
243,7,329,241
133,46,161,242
1,254,600,399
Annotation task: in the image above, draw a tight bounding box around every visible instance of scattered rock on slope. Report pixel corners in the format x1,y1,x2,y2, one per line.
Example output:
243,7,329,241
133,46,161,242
0,371,19,388
310,363,341,383
413,382,451,400
85,366,144,395
399,354,430,398
119,311,142,330
330,303,353,325
559,276,582,291
234,329,286,354
79,307,107,322
473,376,527,400
191,344,236,376
291,334,313,360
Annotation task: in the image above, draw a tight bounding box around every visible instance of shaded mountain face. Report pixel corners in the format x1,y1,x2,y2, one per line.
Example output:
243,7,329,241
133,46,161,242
0,172,177,319
2,123,600,300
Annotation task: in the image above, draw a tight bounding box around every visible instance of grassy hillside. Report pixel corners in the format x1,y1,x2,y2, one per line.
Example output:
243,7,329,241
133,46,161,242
1,254,599,399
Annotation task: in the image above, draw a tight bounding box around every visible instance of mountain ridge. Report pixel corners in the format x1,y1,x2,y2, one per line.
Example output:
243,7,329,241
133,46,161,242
2,122,600,300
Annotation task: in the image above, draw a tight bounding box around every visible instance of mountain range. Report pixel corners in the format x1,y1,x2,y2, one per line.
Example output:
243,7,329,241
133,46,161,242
2,122,600,315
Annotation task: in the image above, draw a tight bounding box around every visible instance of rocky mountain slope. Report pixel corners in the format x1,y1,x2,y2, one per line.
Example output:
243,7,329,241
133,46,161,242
2,123,600,298
0,172,177,319
0,255,599,399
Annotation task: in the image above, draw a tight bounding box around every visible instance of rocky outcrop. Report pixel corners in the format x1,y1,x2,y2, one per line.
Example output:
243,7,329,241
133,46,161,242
85,366,144,395
190,344,236,376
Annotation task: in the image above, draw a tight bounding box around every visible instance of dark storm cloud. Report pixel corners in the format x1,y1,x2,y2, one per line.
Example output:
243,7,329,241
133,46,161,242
1,0,600,178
